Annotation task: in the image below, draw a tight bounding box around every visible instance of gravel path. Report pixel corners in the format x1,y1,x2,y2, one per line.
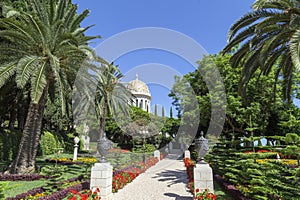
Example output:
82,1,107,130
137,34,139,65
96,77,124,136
112,158,193,200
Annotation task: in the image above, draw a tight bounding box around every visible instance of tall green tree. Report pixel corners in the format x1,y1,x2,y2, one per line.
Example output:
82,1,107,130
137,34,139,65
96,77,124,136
223,0,300,102
0,0,97,174
75,63,132,141
94,64,132,140
169,54,288,143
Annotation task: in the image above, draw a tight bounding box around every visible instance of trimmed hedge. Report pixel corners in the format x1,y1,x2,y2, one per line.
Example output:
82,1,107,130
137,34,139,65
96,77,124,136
206,145,300,200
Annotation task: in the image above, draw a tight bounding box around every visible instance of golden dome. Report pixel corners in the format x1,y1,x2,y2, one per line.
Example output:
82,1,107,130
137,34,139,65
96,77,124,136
127,74,151,97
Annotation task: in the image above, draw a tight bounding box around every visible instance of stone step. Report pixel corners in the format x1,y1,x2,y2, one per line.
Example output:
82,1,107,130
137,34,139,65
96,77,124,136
166,153,183,160
169,149,183,154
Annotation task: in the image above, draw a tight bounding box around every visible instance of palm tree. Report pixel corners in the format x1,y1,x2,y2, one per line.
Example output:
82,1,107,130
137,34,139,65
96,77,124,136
0,0,97,174
222,0,300,102
94,64,133,139
73,62,132,139
73,62,132,160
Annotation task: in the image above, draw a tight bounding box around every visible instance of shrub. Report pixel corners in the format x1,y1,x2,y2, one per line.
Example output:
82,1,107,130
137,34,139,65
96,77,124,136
145,143,156,152
41,165,67,193
0,129,22,161
207,145,300,199
285,133,300,145
39,131,58,156
132,143,156,153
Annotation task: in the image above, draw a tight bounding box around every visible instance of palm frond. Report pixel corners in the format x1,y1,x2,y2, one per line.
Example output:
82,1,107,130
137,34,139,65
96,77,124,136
0,18,36,44
15,55,40,88
228,10,278,42
290,28,300,71
31,61,47,103
49,53,67,115
0,61,17,87
70,9,89,32
55,0,68,22
253,0,296,11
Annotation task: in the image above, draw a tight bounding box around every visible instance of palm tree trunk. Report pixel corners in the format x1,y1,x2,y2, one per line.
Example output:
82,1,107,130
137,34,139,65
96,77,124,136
17,95,28,130
9,84,49,174
8,91,17,130
99,98,107,139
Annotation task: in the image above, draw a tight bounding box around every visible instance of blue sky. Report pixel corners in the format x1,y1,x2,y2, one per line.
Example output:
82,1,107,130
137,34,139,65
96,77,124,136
73,0,255,116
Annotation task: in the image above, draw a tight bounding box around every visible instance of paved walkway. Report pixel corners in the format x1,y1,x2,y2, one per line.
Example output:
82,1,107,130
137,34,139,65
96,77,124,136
112,158,193,200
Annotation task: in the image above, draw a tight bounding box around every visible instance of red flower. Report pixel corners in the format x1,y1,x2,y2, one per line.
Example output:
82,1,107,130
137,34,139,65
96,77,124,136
71,190,78,194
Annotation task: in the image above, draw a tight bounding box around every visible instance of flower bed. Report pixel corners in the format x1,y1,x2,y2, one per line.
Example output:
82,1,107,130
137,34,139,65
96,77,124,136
5,157,159,199
0,174,48,181
256,158,298,166
45,157,97,165
39,181,89,200
6,187,44,200
184,158,219,199
67,188,101,200
243,149,273,154
194,188,217,200
184,158,195,194
112,157,158,192
6,181,90,200
5,176,88,200
184,158,248,200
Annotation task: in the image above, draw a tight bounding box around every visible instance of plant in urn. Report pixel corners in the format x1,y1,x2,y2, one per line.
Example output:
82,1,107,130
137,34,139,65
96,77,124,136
195,131,209,164
97,132,113,163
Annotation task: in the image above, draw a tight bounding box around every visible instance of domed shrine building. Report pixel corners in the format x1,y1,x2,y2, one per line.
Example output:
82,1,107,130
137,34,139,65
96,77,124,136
126,74,151,113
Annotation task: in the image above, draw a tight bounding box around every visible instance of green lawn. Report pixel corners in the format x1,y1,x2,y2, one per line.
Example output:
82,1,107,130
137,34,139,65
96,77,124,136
0,149,152,198
1,161,89,198
2,180,45,198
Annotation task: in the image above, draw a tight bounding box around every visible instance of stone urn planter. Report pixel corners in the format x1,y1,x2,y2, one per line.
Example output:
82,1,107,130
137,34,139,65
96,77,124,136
195,131,209,164
97,132,113,163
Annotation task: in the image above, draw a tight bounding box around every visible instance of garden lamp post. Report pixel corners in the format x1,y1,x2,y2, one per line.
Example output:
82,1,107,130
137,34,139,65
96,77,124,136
139,129,148,163
83,123,89,150
165,132,170,154
73,136,80,161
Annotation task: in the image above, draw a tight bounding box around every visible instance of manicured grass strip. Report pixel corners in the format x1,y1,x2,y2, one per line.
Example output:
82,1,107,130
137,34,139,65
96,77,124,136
3,180,45,198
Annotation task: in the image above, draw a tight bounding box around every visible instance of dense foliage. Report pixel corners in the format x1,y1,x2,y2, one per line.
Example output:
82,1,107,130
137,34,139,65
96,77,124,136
0,0,98,173
207,144,300,200
169,53,299,141
222,0,300,103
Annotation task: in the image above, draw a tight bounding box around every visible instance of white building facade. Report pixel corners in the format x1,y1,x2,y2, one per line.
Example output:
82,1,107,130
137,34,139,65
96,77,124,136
126,75,151,113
